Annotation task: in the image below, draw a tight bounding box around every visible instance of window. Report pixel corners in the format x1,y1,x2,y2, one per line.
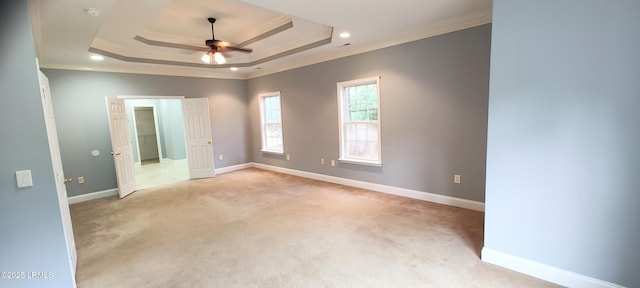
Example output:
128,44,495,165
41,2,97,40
337,77,381,165
259,92,284,154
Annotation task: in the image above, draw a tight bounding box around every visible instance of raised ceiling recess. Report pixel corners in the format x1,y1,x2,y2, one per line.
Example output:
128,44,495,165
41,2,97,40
88,0,333,69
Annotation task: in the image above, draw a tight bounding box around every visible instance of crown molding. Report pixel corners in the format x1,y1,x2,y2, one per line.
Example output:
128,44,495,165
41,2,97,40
246,8,492,78
38,63,247,80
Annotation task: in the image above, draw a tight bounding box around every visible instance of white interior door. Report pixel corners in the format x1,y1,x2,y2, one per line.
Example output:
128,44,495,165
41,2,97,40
106,98,136,197
182,98,215,179
38,71,78,279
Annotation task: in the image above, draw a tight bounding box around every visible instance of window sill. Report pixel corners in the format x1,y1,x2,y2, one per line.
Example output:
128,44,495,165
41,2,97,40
338,158,382,167
261,149,284,155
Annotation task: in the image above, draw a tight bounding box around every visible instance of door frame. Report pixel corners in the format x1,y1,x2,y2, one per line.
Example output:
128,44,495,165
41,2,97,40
131,104,163,166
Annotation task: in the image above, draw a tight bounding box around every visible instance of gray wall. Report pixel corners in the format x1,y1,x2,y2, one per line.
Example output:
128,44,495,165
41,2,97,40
158,99,187,160
485,1,640,286
247,24,491,202
42,69,248,197
0,1,75,287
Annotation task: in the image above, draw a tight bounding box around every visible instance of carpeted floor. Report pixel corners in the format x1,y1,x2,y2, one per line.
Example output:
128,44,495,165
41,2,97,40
70,168,562,288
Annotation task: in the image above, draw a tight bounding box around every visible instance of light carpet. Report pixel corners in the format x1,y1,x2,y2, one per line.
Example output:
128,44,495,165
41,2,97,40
70,168,562,288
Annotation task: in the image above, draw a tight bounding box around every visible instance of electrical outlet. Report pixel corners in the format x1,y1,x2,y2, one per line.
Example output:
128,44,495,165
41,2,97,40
286,154,291,161
78,176,85,184
321,158,325,165
219,154,224,160
454,174,461,184
331,160,336,167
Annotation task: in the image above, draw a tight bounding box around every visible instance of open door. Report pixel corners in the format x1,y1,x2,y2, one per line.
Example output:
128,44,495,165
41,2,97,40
106,98,136,198
182,98,215,179
39,71,77,279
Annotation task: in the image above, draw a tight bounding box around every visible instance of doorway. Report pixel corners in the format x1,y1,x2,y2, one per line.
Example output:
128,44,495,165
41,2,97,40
107,97,215,197
125,99,189,190
132,106,161,166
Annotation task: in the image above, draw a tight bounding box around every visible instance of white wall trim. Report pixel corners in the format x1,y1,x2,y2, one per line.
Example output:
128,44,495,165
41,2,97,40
215,163,254,175
481,248,626,288
68,188,118,204
252,163,485,212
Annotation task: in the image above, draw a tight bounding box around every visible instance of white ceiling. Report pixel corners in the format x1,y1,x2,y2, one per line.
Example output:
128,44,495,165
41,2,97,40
29,0,492,79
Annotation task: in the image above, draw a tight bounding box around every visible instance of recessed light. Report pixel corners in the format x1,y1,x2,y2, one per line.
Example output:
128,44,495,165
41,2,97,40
230,67,238,71
90,55,104,61
339,32,350,39
84,8,100,17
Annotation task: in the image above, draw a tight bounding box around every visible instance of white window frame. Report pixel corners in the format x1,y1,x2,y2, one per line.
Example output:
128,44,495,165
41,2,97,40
337,76,382,166
259,91,284,154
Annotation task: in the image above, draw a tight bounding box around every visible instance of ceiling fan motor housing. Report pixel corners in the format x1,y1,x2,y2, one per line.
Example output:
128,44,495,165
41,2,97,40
205,39,221,46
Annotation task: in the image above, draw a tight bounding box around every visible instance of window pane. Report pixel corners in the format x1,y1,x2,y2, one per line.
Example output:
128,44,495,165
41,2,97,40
266,124,281,137
367,123,378,141
338,78,380,163
345,123,356,141
367,85,377,100
347,104,357,121
356,141,367,158
356,123,366,141
366,141,379,160
347,87,356,103
267,110,280,123
347,141,357,158
368,108,378,121
260,93,283,152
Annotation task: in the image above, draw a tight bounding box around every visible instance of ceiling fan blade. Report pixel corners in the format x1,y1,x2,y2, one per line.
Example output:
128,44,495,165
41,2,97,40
221,46,253,53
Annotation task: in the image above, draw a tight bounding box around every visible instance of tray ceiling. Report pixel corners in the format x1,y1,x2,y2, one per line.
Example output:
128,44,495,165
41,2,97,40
29,0,492,79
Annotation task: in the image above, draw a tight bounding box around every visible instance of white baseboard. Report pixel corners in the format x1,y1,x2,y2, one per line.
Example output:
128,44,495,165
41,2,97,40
481,248,626,288
215,163,254,175
68,163,484,212
252,163,485,212
68,188,118,204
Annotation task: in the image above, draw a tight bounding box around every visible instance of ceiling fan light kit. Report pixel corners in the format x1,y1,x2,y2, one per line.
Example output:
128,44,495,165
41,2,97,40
201,17,252,65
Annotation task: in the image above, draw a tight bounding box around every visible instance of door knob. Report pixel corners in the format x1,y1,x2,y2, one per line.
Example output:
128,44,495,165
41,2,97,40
64,178,72,183
111,152,121,156
208,141,211,144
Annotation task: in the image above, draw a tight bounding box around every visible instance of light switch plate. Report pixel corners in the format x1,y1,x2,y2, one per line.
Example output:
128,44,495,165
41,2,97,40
16,170,33,188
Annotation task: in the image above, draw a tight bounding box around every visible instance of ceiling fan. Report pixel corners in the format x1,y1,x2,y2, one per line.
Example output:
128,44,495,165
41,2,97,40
201,17,252,64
